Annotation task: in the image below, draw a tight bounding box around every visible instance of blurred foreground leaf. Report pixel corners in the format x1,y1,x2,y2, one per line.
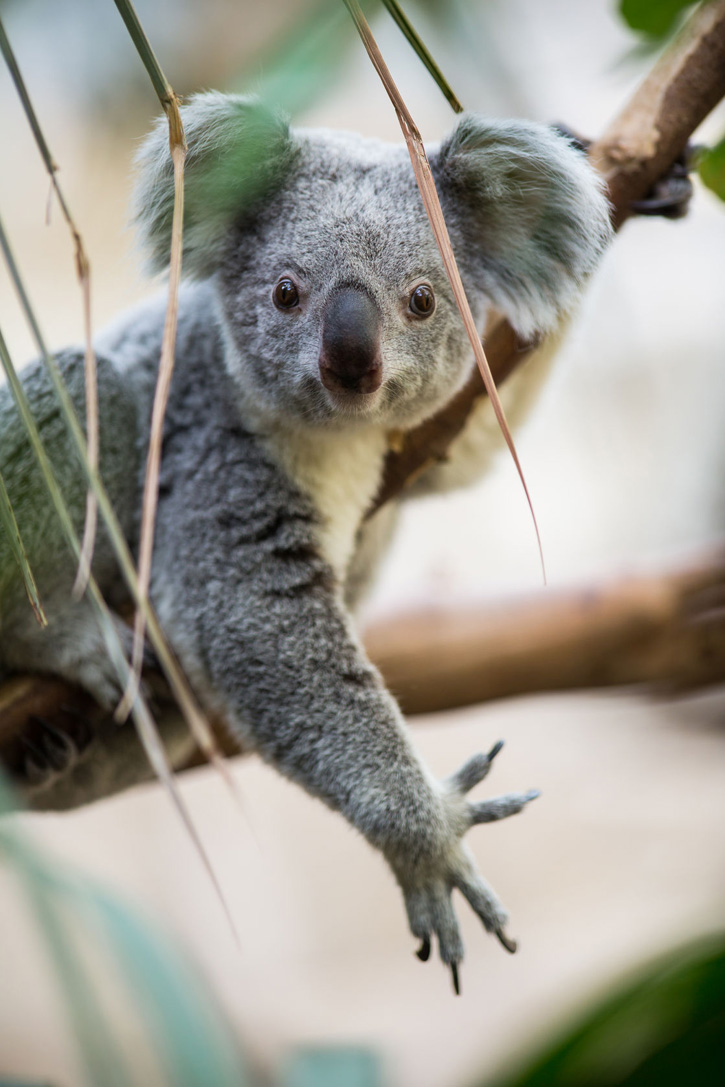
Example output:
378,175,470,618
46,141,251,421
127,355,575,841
483,933,725,1087
699,135,725,200
619,0,697,39
0,774,252,1087
237,0,369,115
283,1046,382,1087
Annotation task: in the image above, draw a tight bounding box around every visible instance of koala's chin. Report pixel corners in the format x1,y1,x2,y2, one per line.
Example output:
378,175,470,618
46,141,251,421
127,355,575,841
304,375,456,434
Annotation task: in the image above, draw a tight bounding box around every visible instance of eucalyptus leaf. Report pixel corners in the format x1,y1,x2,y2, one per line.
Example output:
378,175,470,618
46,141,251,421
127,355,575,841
699,135,725,201
619,0,696,39
483,934,725,1087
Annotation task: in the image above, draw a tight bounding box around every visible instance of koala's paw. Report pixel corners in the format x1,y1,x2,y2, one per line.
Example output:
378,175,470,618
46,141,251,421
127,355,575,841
19,712,94,794
63,614,156,714
395,742,538,995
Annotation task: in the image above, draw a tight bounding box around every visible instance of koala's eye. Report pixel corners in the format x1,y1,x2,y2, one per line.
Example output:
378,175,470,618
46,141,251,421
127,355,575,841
409,283,435,318
273,277,300,310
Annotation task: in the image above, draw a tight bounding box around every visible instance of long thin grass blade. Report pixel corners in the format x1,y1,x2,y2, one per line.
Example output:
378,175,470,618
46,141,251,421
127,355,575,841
0,469,46,626
0,216,236,799
0,324,238,944
0,15,99,597
380,0,463,112
112,0,176,106
342,0,545,581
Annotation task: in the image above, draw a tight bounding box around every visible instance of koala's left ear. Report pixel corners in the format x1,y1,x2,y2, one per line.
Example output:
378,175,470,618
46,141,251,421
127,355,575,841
430,116,612,338
134,92,295,278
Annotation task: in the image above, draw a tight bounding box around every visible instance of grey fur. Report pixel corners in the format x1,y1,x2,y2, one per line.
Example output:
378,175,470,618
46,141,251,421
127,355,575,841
0,93,611,976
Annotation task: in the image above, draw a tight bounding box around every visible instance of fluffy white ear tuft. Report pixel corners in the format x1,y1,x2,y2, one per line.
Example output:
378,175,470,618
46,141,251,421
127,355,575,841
431,116,612,339
133,92,294,278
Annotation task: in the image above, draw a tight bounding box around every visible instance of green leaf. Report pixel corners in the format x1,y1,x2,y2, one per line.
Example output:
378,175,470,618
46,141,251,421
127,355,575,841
483,934,725,1087
283,1047,381,1087
619,0,696,39
699,136,725,202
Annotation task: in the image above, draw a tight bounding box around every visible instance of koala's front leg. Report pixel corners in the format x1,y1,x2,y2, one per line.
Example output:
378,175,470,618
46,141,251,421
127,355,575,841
155,454,537,989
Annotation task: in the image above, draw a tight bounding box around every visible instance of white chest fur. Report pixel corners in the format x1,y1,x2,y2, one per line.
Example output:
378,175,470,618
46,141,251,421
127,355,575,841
261,424,389,580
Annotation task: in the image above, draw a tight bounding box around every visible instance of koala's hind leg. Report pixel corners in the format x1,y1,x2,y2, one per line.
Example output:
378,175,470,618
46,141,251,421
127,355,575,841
1,602,197,810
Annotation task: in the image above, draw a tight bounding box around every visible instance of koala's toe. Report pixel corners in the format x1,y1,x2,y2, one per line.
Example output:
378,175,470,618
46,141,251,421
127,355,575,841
455,869,508,936
469,789,540,825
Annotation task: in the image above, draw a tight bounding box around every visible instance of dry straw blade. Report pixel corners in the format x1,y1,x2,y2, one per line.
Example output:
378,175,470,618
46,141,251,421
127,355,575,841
0,15,99,597
344,0,545,581
111,0,189,719
111,0,246,809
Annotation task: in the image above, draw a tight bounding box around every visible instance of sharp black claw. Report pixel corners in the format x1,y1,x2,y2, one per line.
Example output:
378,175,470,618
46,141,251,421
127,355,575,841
416,937,431,962
451,962,460,996
487,740,504,762
495,927,518,954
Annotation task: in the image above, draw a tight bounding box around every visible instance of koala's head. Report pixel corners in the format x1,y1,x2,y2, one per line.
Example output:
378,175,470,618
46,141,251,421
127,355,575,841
135,92,610,430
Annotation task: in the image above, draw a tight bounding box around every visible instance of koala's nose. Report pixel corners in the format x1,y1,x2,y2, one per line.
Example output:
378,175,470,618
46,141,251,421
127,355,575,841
319,287,383,395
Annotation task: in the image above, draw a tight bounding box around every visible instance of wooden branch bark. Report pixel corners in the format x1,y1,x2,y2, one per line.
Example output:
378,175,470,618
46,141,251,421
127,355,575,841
369,0,725,516
2,1,725,785
363,546,725,716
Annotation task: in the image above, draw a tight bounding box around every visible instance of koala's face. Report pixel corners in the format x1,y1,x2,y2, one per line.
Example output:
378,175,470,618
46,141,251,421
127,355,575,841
215,134,479,430
135,94,611,431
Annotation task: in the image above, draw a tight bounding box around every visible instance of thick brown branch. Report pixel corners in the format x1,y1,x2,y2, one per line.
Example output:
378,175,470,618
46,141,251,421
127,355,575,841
591,0,725,230
370,0,725,515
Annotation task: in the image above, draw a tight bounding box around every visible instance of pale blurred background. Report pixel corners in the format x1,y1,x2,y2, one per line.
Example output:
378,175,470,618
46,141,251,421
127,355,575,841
0,0,724,1084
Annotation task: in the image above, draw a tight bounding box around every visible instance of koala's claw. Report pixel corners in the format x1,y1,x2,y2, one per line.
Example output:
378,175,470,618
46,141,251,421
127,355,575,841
416,936,431,961
487,739,504,762
450,961,461,996
20,715,86,790
495,927,518,954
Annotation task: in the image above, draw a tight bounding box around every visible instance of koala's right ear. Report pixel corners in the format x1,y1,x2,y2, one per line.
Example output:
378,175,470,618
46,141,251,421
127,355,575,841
134,92,294,278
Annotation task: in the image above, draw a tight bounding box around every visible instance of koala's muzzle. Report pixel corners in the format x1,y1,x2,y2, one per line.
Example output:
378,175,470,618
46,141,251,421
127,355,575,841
319,288,383,395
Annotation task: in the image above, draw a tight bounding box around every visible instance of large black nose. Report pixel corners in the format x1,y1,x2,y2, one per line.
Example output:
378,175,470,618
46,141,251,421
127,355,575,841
319,287,382,395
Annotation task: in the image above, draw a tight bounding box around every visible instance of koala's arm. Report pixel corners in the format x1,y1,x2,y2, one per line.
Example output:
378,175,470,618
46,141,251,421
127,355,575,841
148,394,536,978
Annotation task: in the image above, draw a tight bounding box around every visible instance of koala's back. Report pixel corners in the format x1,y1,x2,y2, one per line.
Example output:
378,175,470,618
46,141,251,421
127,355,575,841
0,349,141,628
0,282,223,611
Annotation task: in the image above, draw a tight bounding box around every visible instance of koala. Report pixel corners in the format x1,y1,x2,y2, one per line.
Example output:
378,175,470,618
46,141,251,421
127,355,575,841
0,93,611,986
